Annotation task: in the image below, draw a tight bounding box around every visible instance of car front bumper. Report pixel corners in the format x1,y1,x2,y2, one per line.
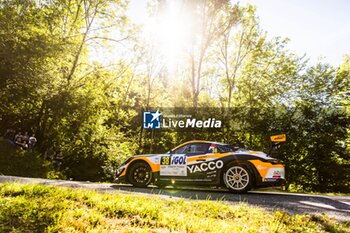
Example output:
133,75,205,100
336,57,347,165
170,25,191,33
257,178,286,187
115,175,126,184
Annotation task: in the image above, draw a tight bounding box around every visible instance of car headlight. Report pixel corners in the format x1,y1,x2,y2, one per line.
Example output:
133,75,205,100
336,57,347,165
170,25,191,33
117,164,126,176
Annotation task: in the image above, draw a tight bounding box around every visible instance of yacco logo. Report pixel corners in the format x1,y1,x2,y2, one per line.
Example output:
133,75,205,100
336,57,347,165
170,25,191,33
143,110,162,129
187,160,224,173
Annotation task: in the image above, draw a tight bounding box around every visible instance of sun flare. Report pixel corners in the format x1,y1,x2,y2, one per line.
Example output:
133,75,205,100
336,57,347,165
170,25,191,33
143,1,193,72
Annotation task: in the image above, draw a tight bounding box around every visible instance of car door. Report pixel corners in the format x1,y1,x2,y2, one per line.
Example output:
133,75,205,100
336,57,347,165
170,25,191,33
185,143,224,182
158,143,208,181
181,143,215,181
158,146,188,179
159,142,219,182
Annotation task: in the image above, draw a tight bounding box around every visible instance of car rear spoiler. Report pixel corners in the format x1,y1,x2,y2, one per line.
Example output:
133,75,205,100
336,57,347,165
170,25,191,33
268,134,286,155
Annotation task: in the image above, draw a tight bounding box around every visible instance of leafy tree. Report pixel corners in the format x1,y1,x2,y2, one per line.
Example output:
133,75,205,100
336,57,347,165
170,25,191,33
180,0,236,109
272,63,350,192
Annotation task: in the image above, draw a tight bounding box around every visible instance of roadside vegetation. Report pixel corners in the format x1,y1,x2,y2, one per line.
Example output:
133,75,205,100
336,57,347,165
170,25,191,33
1,183,349,233
0,138,64,179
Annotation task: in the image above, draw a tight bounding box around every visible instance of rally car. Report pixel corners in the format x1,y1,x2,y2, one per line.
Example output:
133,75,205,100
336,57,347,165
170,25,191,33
116,140,285,193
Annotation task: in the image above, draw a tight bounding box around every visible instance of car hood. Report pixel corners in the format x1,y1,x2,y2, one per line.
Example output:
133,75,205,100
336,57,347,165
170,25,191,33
132,154,165,158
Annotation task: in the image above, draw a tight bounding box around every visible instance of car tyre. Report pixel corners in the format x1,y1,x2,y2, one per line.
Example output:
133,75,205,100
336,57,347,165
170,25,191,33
128,161,152,188
223,163,252,193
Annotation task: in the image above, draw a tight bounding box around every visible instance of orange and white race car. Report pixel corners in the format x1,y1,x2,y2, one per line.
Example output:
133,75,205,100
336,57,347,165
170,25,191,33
116,140,285,193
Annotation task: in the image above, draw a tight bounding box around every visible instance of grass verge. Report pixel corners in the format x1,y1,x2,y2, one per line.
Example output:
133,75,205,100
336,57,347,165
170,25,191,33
0,183,349,233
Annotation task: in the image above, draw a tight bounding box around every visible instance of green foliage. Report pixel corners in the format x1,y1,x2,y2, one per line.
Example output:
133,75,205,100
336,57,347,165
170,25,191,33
1,183,349,232
0,0,134,181
277,63,350,192
0,137,61,179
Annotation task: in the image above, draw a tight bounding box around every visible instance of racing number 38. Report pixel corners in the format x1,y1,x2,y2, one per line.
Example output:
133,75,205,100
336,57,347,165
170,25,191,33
161,155,186,165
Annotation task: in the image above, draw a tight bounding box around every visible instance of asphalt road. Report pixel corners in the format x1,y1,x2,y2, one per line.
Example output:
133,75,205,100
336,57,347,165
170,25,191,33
1,175,349,222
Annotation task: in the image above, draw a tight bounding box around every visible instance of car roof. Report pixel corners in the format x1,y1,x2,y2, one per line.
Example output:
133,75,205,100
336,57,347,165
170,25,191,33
172,140,228,150
187,140,227,145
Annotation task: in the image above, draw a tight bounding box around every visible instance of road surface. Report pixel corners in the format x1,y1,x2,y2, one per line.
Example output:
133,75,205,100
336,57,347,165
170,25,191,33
0,175,349,222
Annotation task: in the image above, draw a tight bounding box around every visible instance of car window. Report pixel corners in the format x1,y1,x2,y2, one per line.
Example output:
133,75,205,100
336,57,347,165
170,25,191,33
186,143,210,156
172,143,210,155
172,145,187,154
217,144,240,153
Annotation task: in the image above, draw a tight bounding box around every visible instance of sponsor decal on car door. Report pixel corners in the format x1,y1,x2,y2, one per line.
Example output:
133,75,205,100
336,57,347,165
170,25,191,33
159,154,187,176
186,155,224,181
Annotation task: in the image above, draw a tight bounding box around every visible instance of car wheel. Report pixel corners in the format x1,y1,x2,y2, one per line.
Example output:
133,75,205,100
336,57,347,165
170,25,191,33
223,164,252,193
128,161,152,188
